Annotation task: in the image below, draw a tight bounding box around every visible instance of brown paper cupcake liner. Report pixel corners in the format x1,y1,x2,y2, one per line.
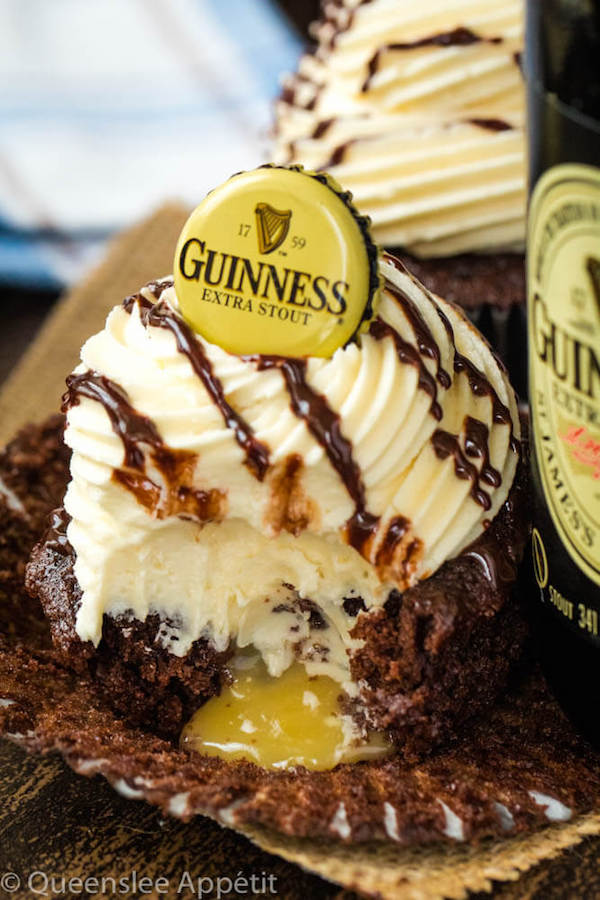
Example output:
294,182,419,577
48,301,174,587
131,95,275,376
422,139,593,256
3,572,600,900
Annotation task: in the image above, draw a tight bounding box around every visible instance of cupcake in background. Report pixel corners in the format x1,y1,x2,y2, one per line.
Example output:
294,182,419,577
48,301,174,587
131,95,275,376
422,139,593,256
273,0,526,388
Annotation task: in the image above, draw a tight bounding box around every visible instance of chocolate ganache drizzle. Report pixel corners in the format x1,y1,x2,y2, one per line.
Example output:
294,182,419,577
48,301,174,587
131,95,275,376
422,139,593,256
431,430,492,511
244,354,379,554
383,257,520,511
112,272,517,570
315,116,513,173
368,319,442,421
45,506,72,556
63,370,226,523
124,286,270,482
381,277,451,389
361,27,503,92
120,288,410,561
374,514,422,578
319,0,375,54
453,350,520,455
63,372,162,470
467,118,513,132
384,253,520,455
464,416,501,488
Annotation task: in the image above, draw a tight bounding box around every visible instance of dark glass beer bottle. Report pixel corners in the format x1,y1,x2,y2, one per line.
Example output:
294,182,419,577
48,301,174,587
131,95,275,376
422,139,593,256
527,0,600,742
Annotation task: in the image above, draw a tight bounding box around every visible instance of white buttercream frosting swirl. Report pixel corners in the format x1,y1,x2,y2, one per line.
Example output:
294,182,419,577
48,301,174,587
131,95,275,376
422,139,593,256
273,0,525,257
63,256,519,687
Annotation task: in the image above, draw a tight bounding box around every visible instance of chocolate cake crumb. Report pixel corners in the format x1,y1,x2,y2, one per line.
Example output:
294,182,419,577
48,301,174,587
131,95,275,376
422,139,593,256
395,251,525,311
297,597,329,631
94,614,231,740
0,498,50,651
383,589,403,618
342,596,366,617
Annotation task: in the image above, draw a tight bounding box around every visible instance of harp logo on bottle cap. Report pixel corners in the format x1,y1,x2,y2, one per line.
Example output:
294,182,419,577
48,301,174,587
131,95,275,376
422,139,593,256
173,166,380,358
254,202,292,254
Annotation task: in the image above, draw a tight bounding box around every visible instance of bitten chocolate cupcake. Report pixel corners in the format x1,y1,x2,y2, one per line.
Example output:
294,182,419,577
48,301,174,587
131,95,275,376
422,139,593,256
26,211,528,763
273,0,526,386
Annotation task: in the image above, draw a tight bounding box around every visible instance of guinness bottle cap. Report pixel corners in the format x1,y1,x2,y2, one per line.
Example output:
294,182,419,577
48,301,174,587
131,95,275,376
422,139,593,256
173,166,380,357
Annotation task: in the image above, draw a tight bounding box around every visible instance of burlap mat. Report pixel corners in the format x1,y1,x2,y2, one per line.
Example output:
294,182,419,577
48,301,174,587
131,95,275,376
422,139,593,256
3,204,600,899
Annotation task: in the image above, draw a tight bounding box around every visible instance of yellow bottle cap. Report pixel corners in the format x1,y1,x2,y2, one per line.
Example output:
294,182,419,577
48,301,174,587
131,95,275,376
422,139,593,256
173,166,380,358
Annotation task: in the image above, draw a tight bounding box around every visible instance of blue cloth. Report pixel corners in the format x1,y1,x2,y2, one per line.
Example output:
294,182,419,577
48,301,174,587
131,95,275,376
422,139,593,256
0,0,302,289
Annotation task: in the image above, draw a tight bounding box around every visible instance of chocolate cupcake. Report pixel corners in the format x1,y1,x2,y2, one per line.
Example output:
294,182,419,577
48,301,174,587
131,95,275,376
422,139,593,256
8,416,600,851
273,0,526,387
27,251,528,762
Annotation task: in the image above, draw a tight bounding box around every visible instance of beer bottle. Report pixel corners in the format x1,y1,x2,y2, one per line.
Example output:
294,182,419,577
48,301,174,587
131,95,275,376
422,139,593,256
527,0,600,741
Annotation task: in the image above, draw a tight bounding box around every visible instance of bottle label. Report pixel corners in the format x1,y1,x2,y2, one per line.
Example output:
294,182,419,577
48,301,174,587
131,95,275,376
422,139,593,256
528,163,600,586
173,167,380,358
